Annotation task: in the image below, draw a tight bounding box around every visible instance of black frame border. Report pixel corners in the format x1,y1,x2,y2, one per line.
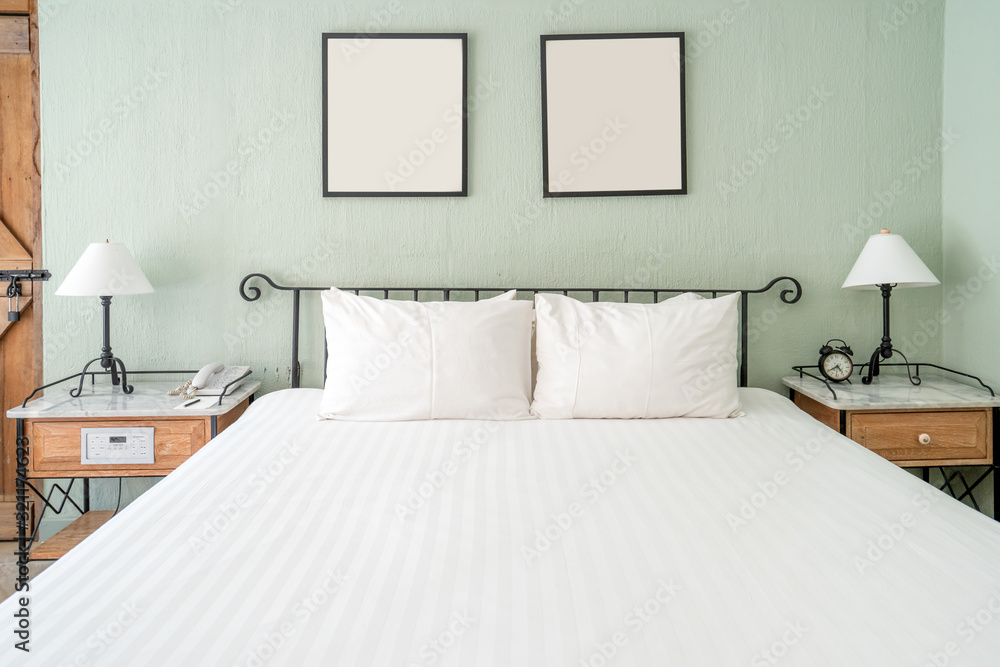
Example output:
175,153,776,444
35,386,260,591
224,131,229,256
540,32,688,198
322,32,469,198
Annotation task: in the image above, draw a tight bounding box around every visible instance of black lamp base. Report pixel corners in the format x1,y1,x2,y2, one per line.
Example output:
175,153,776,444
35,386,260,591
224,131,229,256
69,356,133,397
68,295,134,397
860,344,921,386
860,283,920,387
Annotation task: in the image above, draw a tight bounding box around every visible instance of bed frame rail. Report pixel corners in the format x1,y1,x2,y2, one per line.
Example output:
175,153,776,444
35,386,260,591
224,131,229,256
238,274,802,389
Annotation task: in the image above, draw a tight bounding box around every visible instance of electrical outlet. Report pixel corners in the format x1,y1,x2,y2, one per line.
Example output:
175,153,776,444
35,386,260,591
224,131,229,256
81,428,155,465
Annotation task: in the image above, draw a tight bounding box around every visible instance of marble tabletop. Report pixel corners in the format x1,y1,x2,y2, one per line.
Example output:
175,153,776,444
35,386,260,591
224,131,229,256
6,380,262,419
782,374,1000,411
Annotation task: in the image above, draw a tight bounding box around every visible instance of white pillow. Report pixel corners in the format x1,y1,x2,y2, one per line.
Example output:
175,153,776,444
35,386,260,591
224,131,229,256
319,289,533,421
530,292,741,419
528,291,701,397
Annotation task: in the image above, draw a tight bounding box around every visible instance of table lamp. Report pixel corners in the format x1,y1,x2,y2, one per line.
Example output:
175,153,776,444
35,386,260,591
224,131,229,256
842,229,939,385
56,241,153,394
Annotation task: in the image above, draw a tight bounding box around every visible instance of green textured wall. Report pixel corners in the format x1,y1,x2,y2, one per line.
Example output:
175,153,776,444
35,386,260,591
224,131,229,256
38,0,947,393
942,0,1000,388
38,0,947,397
36,0,949,515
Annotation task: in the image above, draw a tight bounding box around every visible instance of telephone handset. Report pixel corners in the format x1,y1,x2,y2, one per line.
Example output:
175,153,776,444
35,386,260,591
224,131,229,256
192,363,251,394
169,363,251,399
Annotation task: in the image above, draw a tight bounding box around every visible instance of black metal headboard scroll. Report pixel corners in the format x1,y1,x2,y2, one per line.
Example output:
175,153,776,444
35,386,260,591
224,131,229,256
238,274,803,389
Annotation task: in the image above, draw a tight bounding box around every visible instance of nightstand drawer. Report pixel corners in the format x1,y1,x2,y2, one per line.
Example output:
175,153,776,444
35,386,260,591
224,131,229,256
848,410,991,465
27,419,208,477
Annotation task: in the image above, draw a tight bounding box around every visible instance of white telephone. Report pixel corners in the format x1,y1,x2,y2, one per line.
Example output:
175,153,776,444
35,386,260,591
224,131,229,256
192,363,251,395
169,363,251,399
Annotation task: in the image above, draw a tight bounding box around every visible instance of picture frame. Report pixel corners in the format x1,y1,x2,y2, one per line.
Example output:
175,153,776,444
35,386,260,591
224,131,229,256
322,33,468,197
540,32,687,198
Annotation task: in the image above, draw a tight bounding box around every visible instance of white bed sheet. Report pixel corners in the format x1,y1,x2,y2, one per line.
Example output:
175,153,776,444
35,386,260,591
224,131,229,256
3,388,1000,666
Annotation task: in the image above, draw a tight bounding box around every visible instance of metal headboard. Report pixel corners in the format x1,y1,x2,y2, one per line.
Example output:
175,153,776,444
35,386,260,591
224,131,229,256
238,274,803,389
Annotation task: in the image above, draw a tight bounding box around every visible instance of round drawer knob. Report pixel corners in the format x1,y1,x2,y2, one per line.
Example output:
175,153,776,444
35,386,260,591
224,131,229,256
918,433,932,445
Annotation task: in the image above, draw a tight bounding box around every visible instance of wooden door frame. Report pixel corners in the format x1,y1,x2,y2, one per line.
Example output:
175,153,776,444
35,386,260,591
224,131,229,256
0,0,42,539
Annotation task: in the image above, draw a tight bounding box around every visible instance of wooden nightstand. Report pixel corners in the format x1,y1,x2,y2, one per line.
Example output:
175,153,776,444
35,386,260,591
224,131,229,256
783,374,1000,518
7,379,260,560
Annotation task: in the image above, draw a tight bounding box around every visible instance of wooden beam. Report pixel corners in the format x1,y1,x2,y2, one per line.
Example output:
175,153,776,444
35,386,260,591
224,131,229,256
0,295,31,342
0,46,35,240
0,1,29,16
0,217,31,261
0,16,27,54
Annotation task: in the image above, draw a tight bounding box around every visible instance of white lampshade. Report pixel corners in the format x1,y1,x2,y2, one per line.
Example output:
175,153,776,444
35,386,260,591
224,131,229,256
842,229,940,290
55,242,154,296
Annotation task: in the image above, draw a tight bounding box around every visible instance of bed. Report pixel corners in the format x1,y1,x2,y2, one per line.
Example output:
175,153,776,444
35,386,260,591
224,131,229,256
4,276,1000,665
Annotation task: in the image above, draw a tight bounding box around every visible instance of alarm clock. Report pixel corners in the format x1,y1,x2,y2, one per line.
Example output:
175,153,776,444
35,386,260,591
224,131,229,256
818,339,854,382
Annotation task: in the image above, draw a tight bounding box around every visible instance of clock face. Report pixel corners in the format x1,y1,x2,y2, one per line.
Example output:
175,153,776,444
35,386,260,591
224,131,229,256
821,352,853,381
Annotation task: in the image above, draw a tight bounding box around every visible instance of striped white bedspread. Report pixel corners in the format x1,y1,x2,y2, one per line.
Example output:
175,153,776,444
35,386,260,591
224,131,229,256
3,388,1000,666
